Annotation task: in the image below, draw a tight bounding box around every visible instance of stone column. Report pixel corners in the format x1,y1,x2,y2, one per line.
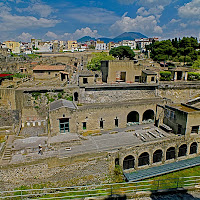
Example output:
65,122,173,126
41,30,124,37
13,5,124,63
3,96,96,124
175,145,179,161
174,72,177,81
162,149,166,163
149,152,153,166
185,72,188,81
134,155,139,170
139,113,143,124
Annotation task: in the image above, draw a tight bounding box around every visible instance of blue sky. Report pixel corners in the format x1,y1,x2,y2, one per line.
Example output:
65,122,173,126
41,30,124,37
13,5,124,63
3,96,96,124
0,0,199,42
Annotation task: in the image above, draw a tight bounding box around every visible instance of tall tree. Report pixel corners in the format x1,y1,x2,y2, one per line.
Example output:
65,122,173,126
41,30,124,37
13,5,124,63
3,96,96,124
109,46,135,60
87,52,115,71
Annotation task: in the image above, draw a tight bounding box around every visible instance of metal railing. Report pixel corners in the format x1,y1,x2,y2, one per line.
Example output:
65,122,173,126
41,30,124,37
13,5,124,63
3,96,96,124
1,176,200,199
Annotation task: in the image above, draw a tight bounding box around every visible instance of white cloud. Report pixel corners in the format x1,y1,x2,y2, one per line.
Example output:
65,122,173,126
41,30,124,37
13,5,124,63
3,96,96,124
118,0,136,5
18,32,33,42
110,15,163,36
45,31,58,39
138,0,171,7
0,11,60,31
180,23,187,28
136,6,164,18
118,0,171,7
67,7,119,24
17,3,54,17
169,19,181,24
72,27,99,39
178,0,200,19
45,27,100,40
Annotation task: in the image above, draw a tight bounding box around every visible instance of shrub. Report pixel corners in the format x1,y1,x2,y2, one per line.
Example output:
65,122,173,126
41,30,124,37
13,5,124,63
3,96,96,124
188,72,200,81
160,71,172,81
32,92,41,100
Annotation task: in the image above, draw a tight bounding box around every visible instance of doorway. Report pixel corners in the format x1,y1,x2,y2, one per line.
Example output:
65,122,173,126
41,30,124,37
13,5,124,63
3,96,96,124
59,118,69,133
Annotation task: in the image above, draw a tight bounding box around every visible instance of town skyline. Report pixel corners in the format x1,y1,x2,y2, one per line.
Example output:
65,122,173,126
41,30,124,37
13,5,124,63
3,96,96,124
0,0,199,42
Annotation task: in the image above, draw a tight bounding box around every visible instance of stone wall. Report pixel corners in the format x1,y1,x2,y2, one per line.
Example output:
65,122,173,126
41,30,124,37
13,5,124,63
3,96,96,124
0,109,19,127
0,152,111,190
111,134,200,172
0,89,16,110
77,83,200,104
79,85,158,104
158,88,200,103
49,97,165,135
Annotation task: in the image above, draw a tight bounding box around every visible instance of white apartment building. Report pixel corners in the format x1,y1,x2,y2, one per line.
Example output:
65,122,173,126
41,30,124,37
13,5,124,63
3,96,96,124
95,41,107,50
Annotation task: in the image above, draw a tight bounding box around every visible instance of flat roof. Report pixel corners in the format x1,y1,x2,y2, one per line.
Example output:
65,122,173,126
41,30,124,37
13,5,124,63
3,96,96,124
167,104,198,113
33,65,66,71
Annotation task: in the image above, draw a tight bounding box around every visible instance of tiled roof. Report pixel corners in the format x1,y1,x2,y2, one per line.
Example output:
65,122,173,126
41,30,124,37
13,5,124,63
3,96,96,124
50,99,77,111
33,65,66,71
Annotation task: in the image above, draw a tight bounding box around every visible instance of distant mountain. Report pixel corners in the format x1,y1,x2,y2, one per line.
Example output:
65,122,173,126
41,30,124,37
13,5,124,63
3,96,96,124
77,32,148,43
77,36,96,43
98,37,113,43
113,32,147,42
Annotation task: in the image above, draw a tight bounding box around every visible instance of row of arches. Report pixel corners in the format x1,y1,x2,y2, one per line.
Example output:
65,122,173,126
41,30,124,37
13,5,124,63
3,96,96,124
127,109,154,123
122,142,198,170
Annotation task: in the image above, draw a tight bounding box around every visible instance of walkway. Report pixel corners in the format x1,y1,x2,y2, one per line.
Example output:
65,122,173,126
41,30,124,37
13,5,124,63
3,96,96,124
125,156,200,182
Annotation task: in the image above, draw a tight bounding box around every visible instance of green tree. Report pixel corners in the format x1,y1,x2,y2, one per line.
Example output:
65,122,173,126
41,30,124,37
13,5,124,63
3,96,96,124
192,58,200,69
88,45,95,49
160,71,172,81
109,46,135,60
87,52,115,71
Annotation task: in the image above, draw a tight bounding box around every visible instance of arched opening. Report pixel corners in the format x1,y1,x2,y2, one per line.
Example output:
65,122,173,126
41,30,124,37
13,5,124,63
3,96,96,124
153,149,163,163
166,147,175,160
115,158,119,166
127,111,139,123
74,92,78,101
123,155,135,170
190,142,198,154
138,152,149,166
178,144,187,157
142,109,154,121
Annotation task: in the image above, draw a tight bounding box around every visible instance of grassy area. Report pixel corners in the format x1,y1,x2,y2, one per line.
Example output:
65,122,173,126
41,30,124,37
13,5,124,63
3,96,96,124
149,165,200,181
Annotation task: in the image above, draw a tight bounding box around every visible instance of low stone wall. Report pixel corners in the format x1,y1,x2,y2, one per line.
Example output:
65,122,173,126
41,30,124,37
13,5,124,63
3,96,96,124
0,152,111,191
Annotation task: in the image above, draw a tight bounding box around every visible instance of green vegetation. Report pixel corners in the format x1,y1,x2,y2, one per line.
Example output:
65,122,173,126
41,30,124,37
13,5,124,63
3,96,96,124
160,71,172,81
87,52,115,71
65,95,73,101
6,165,200,199
32,92,41,100
192,58,200,69
88,45,95,49
113,165,124,183
188,72,200,81
150,165,200,181
1,72,26,79
27,54,41,59
12,73,26,78
109,46,135,60
147,37,200,62
0,135,6,143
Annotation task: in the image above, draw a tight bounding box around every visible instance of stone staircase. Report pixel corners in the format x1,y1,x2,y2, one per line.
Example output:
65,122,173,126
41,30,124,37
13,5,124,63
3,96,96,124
2,145,12,162
1,135,15,163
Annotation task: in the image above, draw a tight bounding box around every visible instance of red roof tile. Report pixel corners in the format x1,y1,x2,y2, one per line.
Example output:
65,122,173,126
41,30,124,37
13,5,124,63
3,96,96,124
0,74,13,77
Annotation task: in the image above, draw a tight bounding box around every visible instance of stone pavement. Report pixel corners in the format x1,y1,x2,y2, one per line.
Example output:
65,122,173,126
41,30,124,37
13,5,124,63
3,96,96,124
5,123,173,164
